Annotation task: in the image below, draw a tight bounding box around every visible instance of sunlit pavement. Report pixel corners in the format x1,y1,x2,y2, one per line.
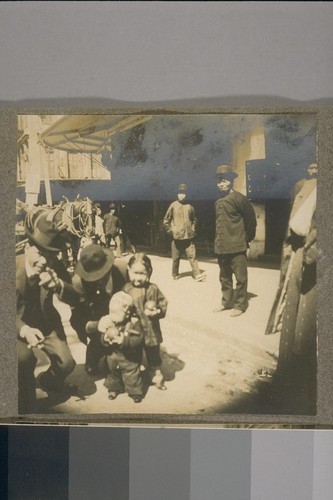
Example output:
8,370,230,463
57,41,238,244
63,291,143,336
34,254,281,416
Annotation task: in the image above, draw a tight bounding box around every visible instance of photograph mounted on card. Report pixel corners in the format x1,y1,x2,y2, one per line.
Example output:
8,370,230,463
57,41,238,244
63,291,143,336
13,109,322,423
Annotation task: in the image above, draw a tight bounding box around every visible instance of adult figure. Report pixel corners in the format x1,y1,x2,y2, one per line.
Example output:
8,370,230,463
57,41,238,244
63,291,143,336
70,243,128,375
214,165,257,317
16,212,76,412
93,203,106,246
103,203,123,257
163,183,205,281
291,162,318,201
266,162,318,335
267,162,317,413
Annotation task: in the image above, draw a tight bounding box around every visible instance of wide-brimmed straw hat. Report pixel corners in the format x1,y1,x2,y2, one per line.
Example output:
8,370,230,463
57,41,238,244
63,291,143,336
75,243,115,281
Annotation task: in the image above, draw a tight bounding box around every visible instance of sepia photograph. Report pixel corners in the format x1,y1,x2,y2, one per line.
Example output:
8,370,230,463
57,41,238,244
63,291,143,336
15,112,317,418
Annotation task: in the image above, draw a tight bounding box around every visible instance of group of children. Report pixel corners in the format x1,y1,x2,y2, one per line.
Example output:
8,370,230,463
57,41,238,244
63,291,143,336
86,253,168,404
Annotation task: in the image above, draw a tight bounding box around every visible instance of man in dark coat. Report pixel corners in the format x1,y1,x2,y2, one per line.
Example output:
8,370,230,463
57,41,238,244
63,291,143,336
103,203,123,257
16,212,77,412
214,165,257,317
70,243,128,374
163,183,205,281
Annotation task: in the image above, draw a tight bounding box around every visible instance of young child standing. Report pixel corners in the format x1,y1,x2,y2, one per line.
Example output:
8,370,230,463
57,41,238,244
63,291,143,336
86,291,144,403
123,253,168,390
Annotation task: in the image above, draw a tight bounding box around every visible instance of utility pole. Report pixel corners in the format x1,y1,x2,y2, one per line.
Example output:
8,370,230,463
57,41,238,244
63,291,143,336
24,116,53,208
38,135,52,206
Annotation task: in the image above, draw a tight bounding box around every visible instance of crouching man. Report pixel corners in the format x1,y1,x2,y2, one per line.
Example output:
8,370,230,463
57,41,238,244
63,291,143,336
17,212,77,412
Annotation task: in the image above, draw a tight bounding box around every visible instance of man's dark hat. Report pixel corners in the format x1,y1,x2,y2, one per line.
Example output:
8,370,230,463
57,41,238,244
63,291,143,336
216,165,238,179
25,211,67,252
178,183,187,192
75,244,115,281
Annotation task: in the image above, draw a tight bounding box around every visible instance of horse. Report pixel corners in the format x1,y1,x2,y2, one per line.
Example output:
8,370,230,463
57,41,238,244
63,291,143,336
56,196,95,239
16,196,98,274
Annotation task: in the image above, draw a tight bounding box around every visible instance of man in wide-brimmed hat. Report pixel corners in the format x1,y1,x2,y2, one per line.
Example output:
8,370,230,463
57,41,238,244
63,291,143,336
214,165,257,317
163,183,205,281
16,211,77,412
70,243,128,374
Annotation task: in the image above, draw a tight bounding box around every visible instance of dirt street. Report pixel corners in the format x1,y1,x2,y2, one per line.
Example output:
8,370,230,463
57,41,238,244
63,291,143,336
35,254,281,417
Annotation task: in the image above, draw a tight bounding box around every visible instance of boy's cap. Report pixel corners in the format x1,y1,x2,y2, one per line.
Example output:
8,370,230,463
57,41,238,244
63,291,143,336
216,165,238,179
178,183,187,192
75,244,115,281
109,203,116,209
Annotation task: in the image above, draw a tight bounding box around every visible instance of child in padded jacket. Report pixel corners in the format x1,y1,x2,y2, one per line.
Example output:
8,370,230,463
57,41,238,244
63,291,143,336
86,291,144,403
123,253,168,390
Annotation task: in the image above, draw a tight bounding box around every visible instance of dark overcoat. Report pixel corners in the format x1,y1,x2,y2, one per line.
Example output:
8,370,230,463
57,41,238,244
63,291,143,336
214,190,257,255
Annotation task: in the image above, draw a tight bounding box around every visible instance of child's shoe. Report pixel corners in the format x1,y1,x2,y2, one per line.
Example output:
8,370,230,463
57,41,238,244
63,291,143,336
108,390,124,400
150,369,166,390
130,395,143,403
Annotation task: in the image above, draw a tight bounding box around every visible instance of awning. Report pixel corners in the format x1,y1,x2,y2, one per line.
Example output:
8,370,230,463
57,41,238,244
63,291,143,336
40,114,152,153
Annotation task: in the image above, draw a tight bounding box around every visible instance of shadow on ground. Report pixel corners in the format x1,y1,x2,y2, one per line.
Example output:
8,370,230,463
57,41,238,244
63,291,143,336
160,348,185,382
37,348,186,412
209,375,316,416
36,364,100,412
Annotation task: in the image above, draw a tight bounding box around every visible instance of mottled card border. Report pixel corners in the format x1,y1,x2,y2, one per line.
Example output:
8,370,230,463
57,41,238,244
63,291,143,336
1,104,332,427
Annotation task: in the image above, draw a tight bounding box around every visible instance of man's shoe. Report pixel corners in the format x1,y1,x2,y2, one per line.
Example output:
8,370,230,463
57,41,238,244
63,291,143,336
195,273,206,282
173,275,180,280
230,309,244,317
37,373,76,395
213,305,232,312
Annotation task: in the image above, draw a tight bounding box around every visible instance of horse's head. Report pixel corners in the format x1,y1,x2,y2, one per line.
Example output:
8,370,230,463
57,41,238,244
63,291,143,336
67,197,96,237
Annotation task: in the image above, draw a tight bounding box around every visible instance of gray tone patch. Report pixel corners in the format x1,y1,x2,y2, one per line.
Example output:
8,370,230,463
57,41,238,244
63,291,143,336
190,429,251,500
